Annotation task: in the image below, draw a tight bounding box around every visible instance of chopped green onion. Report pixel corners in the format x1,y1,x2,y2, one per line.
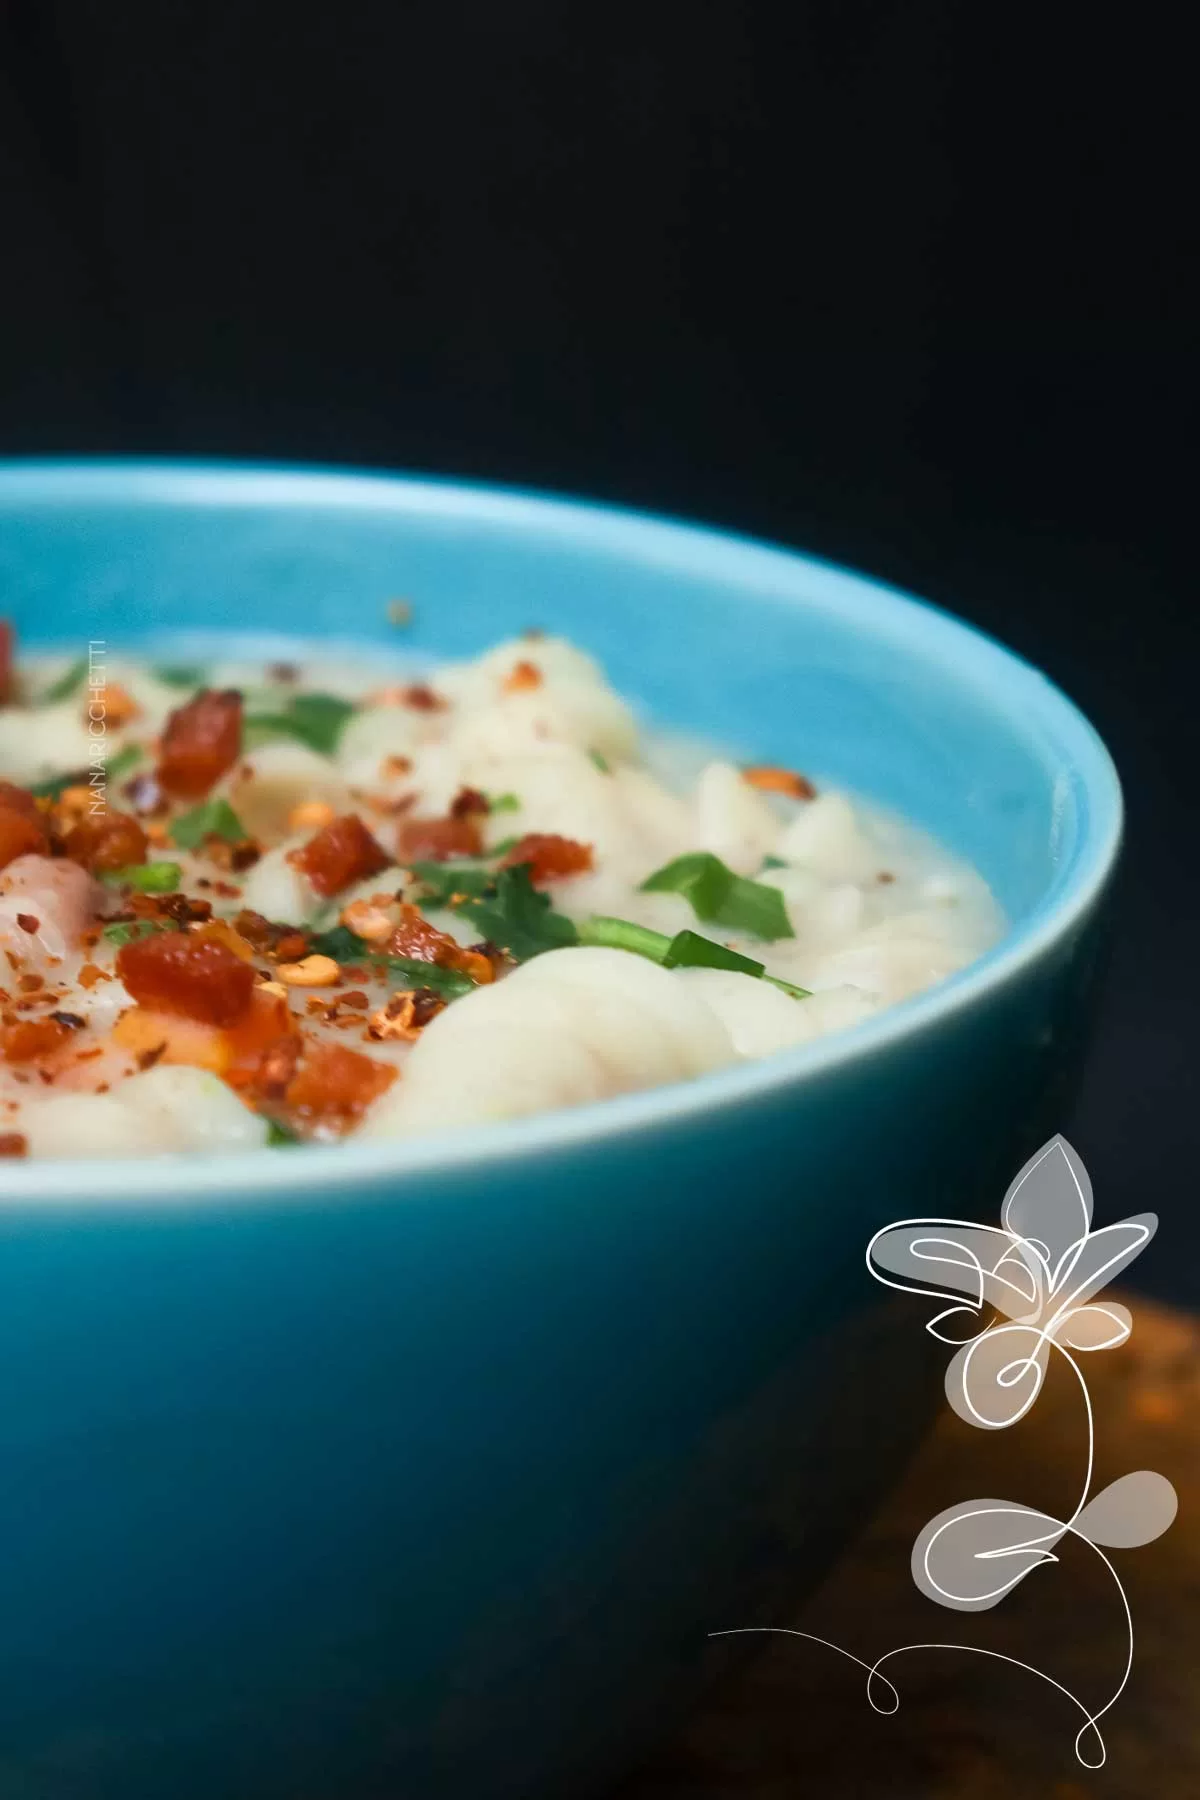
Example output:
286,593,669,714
576,914,811,999
487,792,521,814
640,851,795,941
102,861,182,894
266,1120,302,1146
42,658,89,703
170,797,247,850
760,854,787,870
577,916,671,961
104,744,143,782
661,930,766,976
244,691,356,755
588,748,611,774
102,918,173,946
154,664,206,689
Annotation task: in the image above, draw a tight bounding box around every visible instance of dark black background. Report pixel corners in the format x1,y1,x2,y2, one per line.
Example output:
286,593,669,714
1,2,1195,1297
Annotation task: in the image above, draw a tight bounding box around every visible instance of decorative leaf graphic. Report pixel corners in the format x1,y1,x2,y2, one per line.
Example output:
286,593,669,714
1046,1217,1157,1317
867,1222,1040,1323
1001,1135,1092,1274
1073,1472,1179,1548
945,1321,1050,1430
1056,1302,1133,1352
912,1498,1065,1610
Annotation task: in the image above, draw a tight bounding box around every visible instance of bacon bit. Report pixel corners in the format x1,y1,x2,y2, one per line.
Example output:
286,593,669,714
380,754,413,779
0,782,49,868
387,904,495,984
17,974,43,993
276,954,341,988
15,913,39,934
0,1132,28,1157
741,765,817,801
0,621,13,706
90,683,139,730
449,786,490,821
281,1039,396,1130
77,963,110,990
116,932,257,1026
2,1017,69,1062
127,889,212,928
287,799,336,833
502,659,543,693
188,918,259,964
287,813,390,898
123,770,169,815
499,833,594,884
395,812,484,863
157,688,244,798
117,985,294,1083
368,987,446,1041
63,808,149,873
339,898,394,944
249,1033,303,1100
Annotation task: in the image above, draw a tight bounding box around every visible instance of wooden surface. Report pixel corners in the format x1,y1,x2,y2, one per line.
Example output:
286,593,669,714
616,1294,1198,1799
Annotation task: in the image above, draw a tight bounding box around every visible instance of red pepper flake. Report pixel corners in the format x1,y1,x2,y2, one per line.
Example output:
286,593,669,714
116,932,257,1027
2,1017,69,1062
157,688,244,798
15,913,39,935
287,813,390,898
368,987,446,1041
499,833,594,885
400,682,447,712
136,1042,168,1071
502,659,542,693
741,765,817,801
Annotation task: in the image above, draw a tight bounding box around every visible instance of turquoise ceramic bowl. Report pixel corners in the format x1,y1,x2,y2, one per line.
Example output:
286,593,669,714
0,465,1120,1799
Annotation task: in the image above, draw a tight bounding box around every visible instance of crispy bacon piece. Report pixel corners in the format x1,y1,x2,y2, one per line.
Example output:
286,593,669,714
395,813,484,861
0,781,49,869
0,620,13,705
157,688,243,798
63,809,149,873
741,764,817,801
502,659,542,693
116,931,257,1026
387,903,495,983
0,1132,28,1157
499,833,593,884
287,813,390,898
116,986,294,1080
2,1017,70,1062
281,1040,396,1131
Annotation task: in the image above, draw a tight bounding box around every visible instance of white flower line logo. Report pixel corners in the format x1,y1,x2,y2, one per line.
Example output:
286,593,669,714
712,1136,1177,1770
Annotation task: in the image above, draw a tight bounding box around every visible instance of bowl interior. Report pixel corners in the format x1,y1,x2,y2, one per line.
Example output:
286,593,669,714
1,461,1117,934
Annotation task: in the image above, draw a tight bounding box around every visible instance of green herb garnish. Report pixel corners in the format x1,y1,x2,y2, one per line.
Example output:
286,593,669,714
588,748,611,774
487,792,521,814
244,691,357,755
408,860,501,906
640,851,794,941
170,797,247,850
761,854,787,870
104,743,144,782
449,863,578,961
266,1120,302,1146
577,914,810,998
377,957,478,1001
101,861,182,894
28,768,90,801
42,658,89,703
102,918,173,946
154,665,206,689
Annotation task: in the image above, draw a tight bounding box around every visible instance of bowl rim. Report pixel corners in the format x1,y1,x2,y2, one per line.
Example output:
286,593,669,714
0,458,1123,1208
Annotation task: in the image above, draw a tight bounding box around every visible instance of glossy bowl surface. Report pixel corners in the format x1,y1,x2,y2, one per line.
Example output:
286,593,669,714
0,463,1120,1799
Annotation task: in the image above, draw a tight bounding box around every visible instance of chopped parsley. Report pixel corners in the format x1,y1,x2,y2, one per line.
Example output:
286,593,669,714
487,792,521,814
244,691,357,755
640,851,795,941
102,918,173,946
266,1120,302,1146
588,748,611,774
42,658,89,703
170,797,247,850
448,864,578,961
